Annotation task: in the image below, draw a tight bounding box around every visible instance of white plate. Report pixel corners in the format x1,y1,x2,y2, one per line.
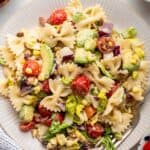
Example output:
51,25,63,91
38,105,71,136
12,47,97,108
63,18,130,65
0,0,150,150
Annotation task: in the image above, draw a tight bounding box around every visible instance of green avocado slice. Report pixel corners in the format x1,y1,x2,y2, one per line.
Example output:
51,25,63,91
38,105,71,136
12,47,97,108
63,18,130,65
38,44,54,81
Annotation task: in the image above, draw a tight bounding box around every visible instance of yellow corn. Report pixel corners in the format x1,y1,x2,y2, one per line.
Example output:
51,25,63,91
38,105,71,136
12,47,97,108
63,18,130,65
132,71,138,80
135,47,144,59
131,54,139,64
98,89,107,100
33,50,40,56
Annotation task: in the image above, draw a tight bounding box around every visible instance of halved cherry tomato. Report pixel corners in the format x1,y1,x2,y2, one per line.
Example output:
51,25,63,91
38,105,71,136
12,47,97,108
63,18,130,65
97,37,115,54
23,60,41,76
84,105,96,119
55,113,65,123
107,82,119,98
143,141,150,150
19,121,35,132
42,80,50,94
86,123,104,138
71,74,91,96
48,9,67,25
38,104,52,117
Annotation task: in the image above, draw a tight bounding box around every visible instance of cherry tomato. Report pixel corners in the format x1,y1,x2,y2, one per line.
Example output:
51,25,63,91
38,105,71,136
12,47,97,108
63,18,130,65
38,104,52,117
48,9,67,25
23,60,41,76
143,141,150,150
97,37,115,54
34,114,52,126
19,121,35,132
42,80,50,93
71,74,91,96
86,123,104,139
107,82,119,98
84,105,96,119
55,113,65,123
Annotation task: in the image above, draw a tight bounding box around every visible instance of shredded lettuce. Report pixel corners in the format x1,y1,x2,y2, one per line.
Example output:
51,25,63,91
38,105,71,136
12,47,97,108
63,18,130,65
43,121,69,141
76,104,84,117
97,90,108,113
66,95,77,116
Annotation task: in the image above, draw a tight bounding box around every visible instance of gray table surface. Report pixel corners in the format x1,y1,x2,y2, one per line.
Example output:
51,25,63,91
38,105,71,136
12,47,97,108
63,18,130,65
0,0,150,150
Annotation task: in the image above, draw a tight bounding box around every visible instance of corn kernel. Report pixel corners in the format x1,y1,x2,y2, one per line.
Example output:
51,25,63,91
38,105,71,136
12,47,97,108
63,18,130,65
25,67,32,74
33,50,40,56
135,48,144,59
33,86,41,94
132,71,138,80
131,54,139,64
98,89,107,100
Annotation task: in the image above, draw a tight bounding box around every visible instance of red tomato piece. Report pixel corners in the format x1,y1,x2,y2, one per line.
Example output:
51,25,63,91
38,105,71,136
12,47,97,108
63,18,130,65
86,123,104,139
107,82,119,98
42,80,50,94
23,60,41,76
55,113,65,123
34,114,52,126
143,141,150,150
71,74,91,96
38,104,52,117
48,9,67,25
19,121,35,132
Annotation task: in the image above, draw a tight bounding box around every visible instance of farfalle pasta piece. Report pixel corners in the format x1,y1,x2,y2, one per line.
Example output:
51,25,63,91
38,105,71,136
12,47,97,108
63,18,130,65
101,56,122,76
0,79,8,97
100,109,133,133
76,6,106,29
85,65,114,92
129,86,144,101
39,22,75,48
8,85,24,112
103,87,124,116
32,124,48,140
15,53,25,80
66,0,83,19
57,63,82,80
49,78,72,97
6,34,25,56
55,21,75,48
0,46,15,70
84,63,102,89
38,24,58,47
98,77,115,92
40,95,63,112
111,110,133,133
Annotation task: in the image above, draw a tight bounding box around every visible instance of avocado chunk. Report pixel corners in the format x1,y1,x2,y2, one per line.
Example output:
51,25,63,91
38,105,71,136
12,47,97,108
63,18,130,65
19,105,34,123
74,48,96,64
38,44,54,81
76,29,98,48
123,63,140,73
84,39,97,52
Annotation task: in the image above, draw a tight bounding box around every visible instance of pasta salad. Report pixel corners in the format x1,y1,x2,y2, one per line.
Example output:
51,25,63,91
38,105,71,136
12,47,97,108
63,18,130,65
0,0,150,149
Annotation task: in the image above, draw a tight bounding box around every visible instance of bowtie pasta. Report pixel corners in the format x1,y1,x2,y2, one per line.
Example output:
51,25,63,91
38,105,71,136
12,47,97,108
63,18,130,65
0,0,150,149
